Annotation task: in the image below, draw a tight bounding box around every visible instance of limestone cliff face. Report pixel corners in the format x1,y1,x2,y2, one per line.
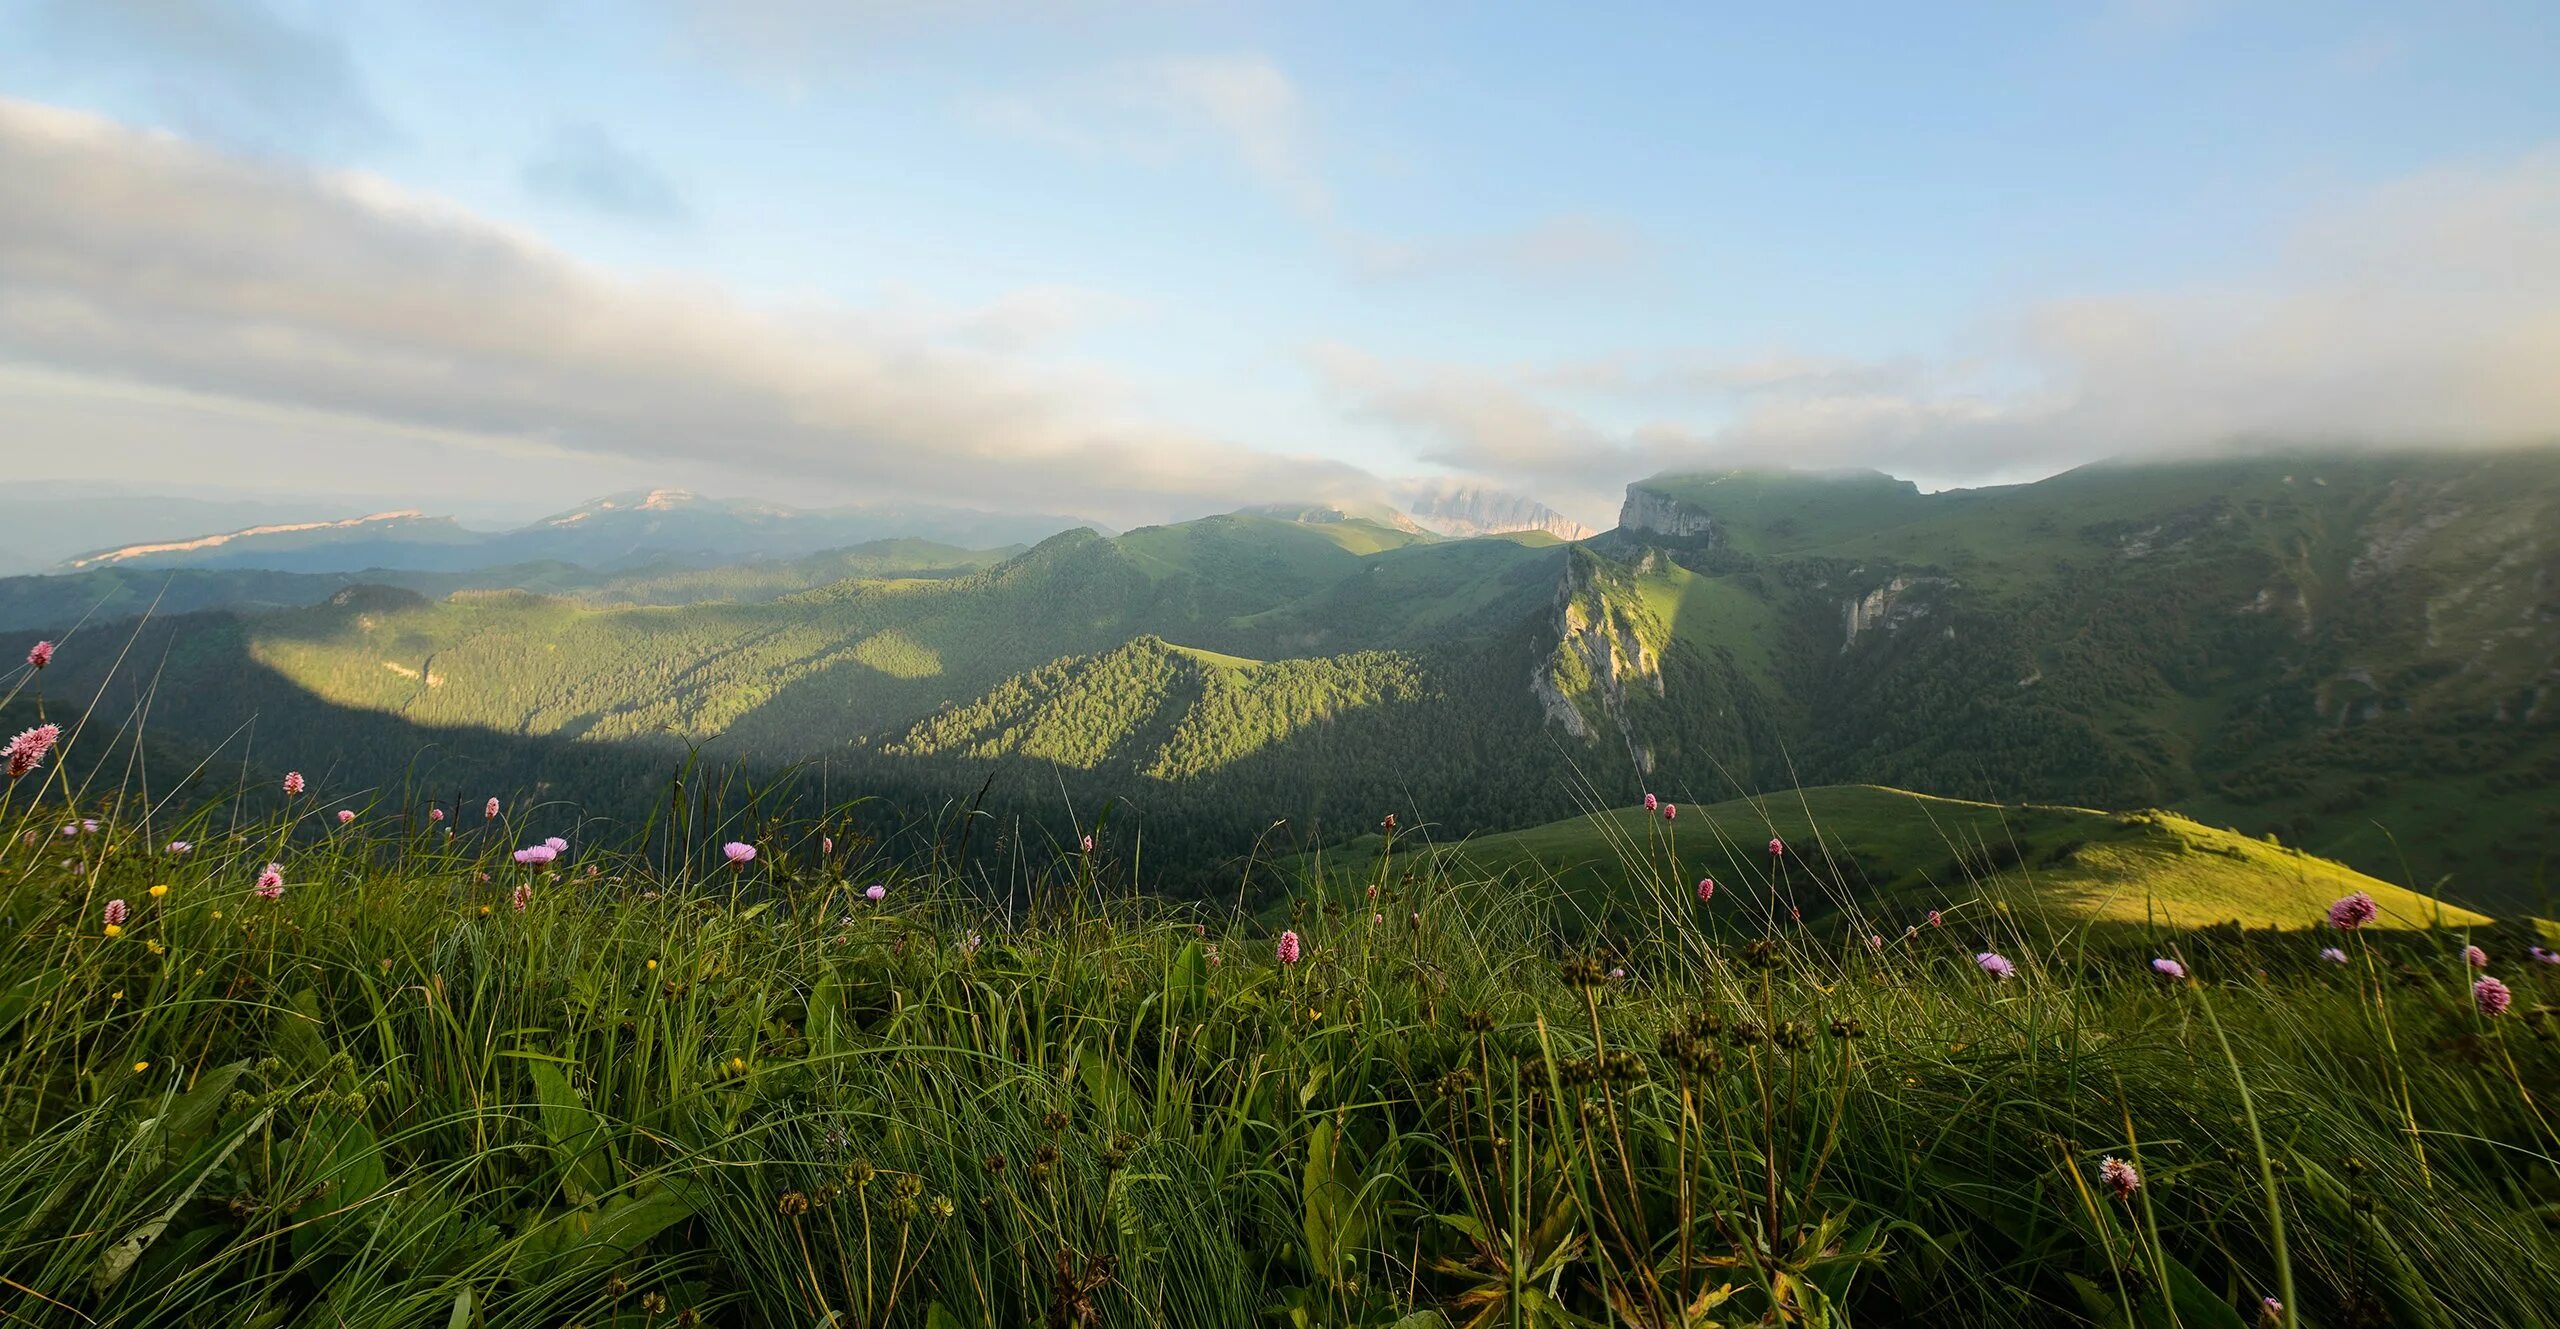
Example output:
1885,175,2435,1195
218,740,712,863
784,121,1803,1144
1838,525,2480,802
1617,486,1716,542
1396,483,1596,541
1532,549,1667,767
1840,575,1951,651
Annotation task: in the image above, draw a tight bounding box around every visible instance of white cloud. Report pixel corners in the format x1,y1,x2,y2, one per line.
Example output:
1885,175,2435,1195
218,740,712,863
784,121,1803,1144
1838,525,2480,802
977,53,1330,217
1318,148,2560,499
0,97,1375,526
1348,213,1654,287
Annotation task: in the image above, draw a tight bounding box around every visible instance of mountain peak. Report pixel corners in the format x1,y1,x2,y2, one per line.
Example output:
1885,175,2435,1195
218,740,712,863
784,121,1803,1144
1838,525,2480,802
1393,481,1594,541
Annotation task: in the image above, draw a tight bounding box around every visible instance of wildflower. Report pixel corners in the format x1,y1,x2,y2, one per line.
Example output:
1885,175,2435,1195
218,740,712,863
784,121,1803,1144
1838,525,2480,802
103,922,124,939
961,931,982,955
865,883,887,902
646,958,658,970
336,809,355,825
1381,813,1396,831
543,836,568,853
1643,793,1658,812
1662,803,1677,820
485,797,500,818
282,771,304,796
2473,975,2513,1017
511,882,533,913
1975,952,2016,981
254,864,284,900
2531,946,2560,966
1768,836,1784,856
2151,957,2186,979
26,640,53,669
2319,946,2349,964
512,845,557,865
1081,834,1095,854
148,883,167,898
1277,930,1302,965
2098,1156,2141,1198
2258,1298,2283,1327
2326,891,2378,930
1867,934,1883,951
1608,966,1627,982
132,1060,148,1073
81,818,98,834
2462,944,2488,968
166,840,191,855
429,807,445,822
821,835,834,853
146,939,163,955
723,841,756,866
1697,876,1716,902
5,724,60,778
103,898,128,928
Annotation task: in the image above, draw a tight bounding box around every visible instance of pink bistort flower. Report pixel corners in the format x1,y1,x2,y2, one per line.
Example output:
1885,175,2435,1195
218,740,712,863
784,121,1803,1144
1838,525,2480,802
511,882,533,913
1696,876,1715,903
282,771,304,796
2098,1156,2141,1198
5,724,59,779
337,809,355,825
485,797,500,818
26,640,54,669
254,864,285,899
2326,891,2377,931
1277,930,1302,965
103,898,128,928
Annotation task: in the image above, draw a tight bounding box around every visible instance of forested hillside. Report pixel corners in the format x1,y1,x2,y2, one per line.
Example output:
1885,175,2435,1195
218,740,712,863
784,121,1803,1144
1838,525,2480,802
20,450,2558,908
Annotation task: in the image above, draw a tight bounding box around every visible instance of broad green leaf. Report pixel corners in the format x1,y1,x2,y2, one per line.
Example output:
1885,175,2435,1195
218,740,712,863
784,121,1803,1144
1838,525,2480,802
526,1062,613,1202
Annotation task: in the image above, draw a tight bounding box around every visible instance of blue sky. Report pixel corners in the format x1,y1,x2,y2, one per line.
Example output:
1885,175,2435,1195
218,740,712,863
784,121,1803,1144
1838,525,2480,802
2,0,2555,527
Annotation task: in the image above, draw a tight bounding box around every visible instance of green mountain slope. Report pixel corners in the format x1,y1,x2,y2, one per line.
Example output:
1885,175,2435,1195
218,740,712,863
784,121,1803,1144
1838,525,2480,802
1314,784,2492,931
25,449,2559,910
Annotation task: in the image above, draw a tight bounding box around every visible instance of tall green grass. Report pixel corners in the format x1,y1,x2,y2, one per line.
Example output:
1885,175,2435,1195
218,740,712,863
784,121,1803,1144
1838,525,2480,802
0,738,2553,1326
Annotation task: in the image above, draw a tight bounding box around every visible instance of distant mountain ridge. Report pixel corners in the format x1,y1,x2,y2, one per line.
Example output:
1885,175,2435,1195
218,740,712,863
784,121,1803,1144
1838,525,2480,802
1396,480,1595,541
57,488,1102,575
24,448,2559,909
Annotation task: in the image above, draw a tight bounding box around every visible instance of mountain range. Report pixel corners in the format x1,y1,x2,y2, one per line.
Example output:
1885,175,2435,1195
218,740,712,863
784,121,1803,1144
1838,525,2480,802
15,449,2556,912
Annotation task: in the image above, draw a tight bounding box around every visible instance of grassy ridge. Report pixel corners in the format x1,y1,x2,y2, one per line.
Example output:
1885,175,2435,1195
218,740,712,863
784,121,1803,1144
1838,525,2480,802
1313,785,2495,932
0,755,2554,1327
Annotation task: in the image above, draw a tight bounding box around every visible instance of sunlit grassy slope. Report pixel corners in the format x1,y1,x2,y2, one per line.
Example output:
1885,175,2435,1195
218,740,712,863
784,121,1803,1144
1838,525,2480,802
1321,784,2489,930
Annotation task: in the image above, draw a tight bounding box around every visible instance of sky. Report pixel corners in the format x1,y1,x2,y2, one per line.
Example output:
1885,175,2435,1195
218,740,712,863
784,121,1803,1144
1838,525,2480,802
1,1,2555,530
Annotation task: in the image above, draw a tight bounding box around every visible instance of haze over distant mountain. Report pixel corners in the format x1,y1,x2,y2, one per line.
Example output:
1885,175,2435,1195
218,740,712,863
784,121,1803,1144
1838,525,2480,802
17,449,2557,908
1394,481,1595,541
58,488,1104,575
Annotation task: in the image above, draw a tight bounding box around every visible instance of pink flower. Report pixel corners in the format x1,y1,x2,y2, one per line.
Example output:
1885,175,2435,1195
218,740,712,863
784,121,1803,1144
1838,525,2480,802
337,809,355,825
2098,1156,2140,1198
1975,951,2016,981
2462,944,2487,968
2319,946,2348,964
485,797,500,818
282,771,304,796
103,898,128,928
1642,793,1658,812
2473,975,2513,1017
1371,912,1383,924
1608,966,1626,982
6,723,61,779
1277,930,1302,965
723,841,756,866
512,845,557,865
1662,803,1677,820
2530,946,2560,966
1866,934,1884,951
254,864,285,899
1696,876,1715,903
1927,910,1943,928
544,836,568,853
511,882,533,912
2150,957,2186,979
865,883,887,902
2326,891,2377,931
1767,837,1784,856
26,640,53,669
821,836,834,853
1081,834,1095,854
166,840,191,854
429,808,446,822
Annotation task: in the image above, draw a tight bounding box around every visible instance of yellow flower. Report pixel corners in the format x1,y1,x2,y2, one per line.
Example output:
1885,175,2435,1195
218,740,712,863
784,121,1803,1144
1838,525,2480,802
209,911,222,920
478,905,492,916
148,883,168,898
728,1056,747,1074
102,923,123,939
132,1061,150,1073
111,991,123,1001
646,958,658,970
146,940,165,956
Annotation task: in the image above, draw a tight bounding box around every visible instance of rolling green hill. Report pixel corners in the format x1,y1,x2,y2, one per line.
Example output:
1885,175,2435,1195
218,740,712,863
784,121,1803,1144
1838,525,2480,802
24,449,2560,910
1309,784,2492,931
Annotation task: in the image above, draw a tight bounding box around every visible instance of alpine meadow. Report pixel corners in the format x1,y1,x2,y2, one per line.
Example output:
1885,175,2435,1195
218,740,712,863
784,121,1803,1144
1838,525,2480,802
3,4,2559,1328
